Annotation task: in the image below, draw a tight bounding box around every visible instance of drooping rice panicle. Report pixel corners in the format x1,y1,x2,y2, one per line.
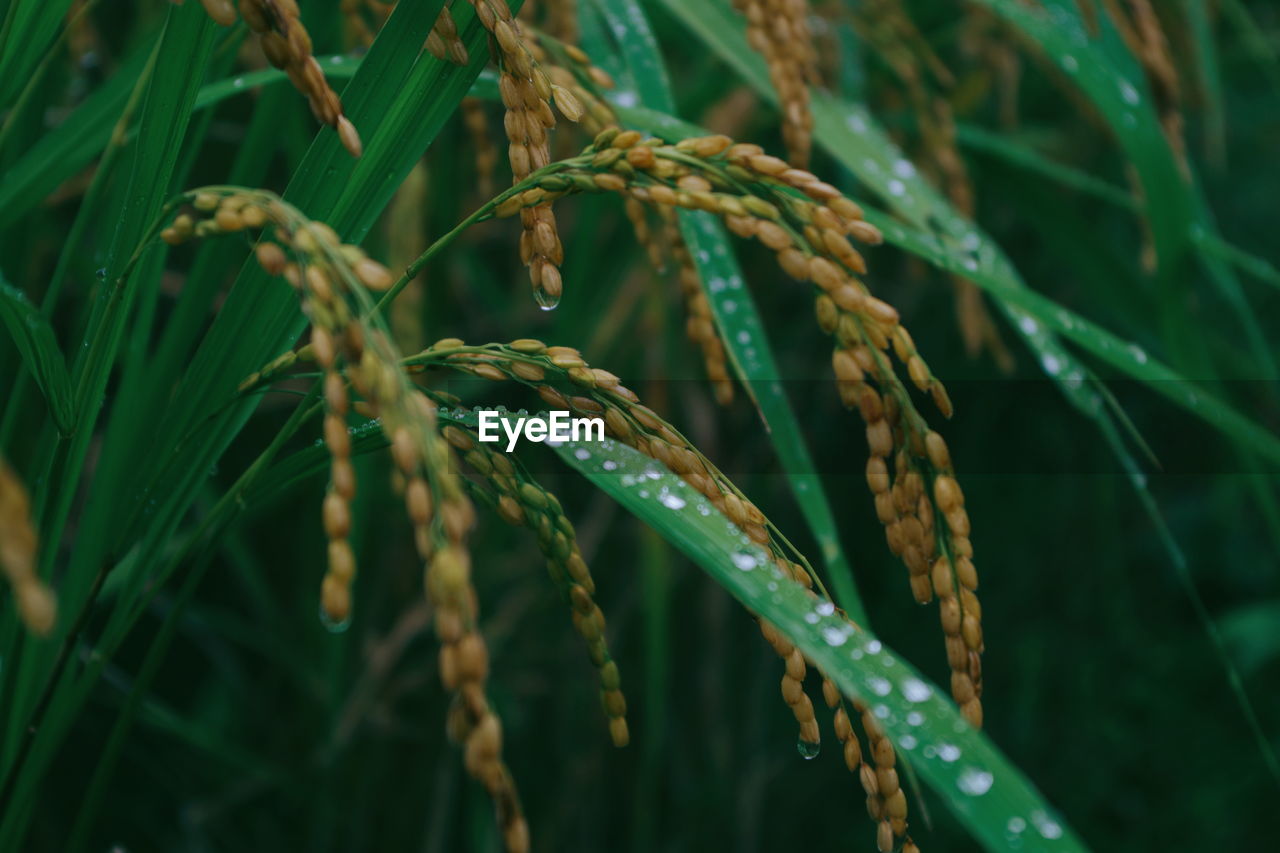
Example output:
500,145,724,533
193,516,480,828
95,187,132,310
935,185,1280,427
181,0,364,157
446,420,630,747
477,128,985,725
159,187,528,853
730,0,819,167
466,0,583,308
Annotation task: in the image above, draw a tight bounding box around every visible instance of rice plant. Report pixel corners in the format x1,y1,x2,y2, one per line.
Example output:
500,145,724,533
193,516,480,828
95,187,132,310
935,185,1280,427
2,0,1278,849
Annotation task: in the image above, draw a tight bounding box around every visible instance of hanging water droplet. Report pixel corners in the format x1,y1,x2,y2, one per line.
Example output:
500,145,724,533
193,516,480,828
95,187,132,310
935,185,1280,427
319,605,351,634
796,738,821,760
533,287,560,310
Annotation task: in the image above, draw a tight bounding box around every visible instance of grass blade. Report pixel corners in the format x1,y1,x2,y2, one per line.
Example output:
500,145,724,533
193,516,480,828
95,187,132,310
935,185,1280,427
545,428,1088,853
0,275,73,435
0,0,75,110
596,0,866,619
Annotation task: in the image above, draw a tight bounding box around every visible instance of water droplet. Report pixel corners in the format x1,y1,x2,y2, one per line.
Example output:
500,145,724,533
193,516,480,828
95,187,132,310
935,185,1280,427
1129,344,1148,364
797,738,821,760
901,678,932,702
1119,81,1140,105
868,676,891,696
1030,811,1064,839
906,711,924,726
804,612,820,624
1007,817,1027,834
1041,354,1062,375
574,448,591,461
533,287,560,310
731,550,759,571
658,490,686,510
957,767,994,796
821,626,848,646
888,179,906,197
937,743,961,762
1061,55,1078,72
816,601,835,616
319,605,351,634
865,640,882,654
602,460,618,471
898,734,918,750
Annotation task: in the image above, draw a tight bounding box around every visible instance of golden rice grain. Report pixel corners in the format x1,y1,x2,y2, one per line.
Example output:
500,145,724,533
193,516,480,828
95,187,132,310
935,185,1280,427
163,187,526,851
425,3,470,65
185,0,364,157
730,0,818,167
